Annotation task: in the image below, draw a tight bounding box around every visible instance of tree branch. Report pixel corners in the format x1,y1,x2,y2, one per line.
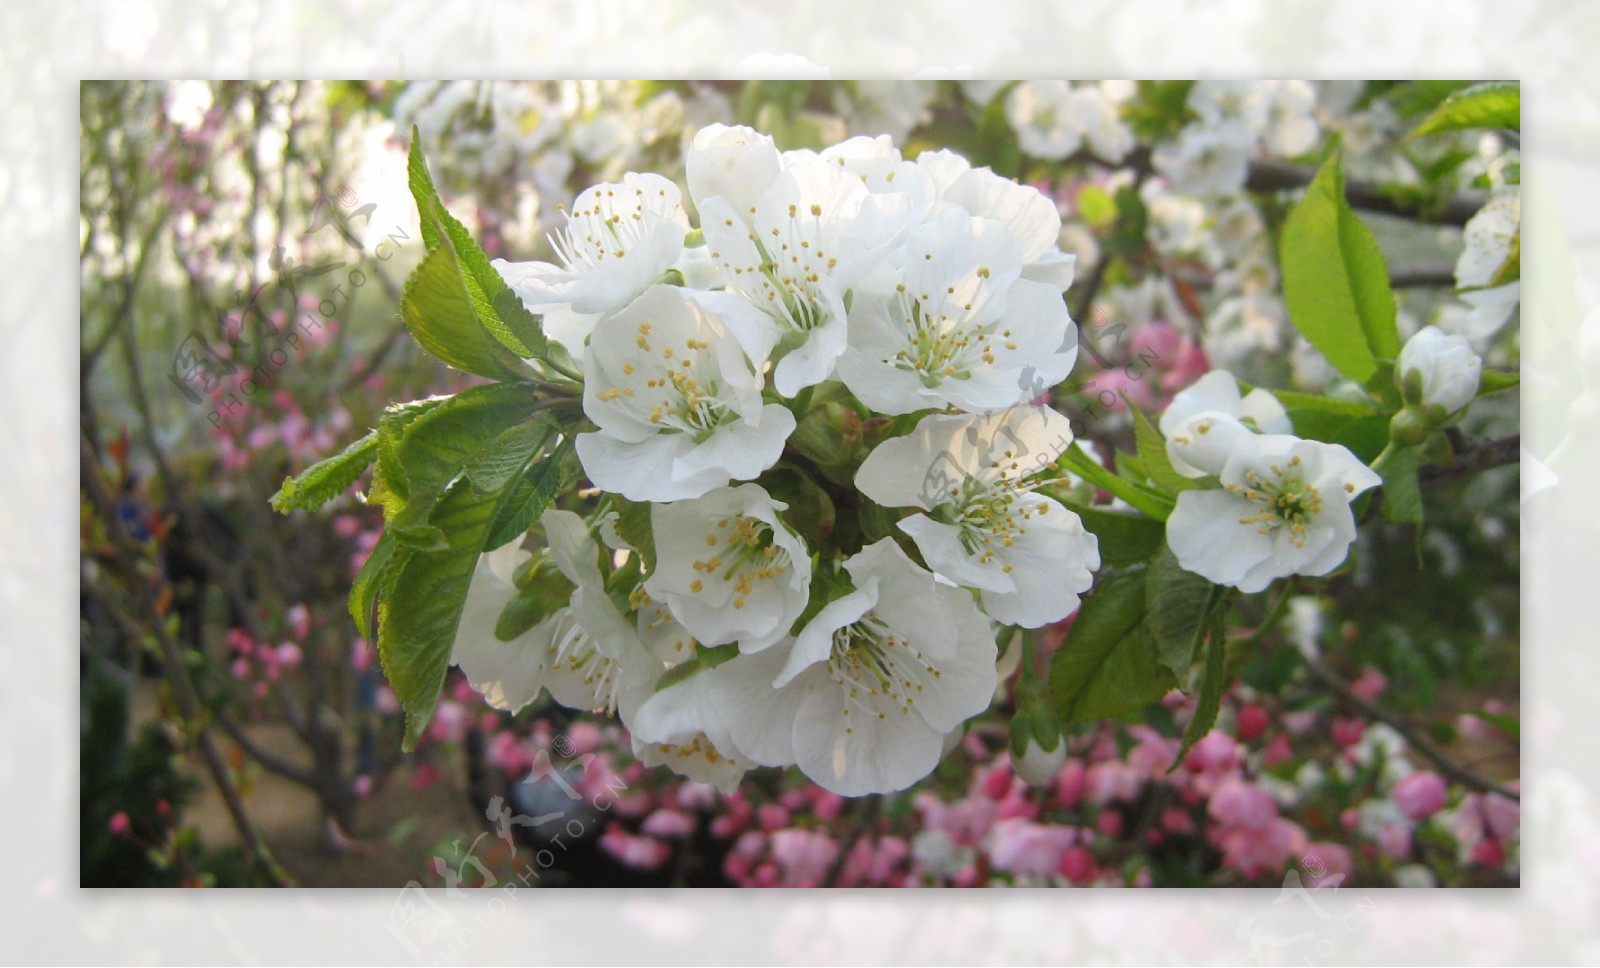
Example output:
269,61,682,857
1245,159,1486,227
1299,655,1519,803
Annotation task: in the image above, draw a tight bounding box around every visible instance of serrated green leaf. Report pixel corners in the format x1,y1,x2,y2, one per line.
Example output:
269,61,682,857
1409,81,1519,139
1050,565,1176,726
271,431,378,512
1063,502,1164,567
1146,545,1220,683
1332,414,1392,464
350,529,404,641
484,449,565,550
380,472,525,751
465,418,554,494
392,383,541,515
1172,606,1228,769
401,236,533,381
1280,153,1400,384
1379,445,1424,526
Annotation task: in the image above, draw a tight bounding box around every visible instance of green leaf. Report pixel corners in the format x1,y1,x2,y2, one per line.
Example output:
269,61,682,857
407,130,547,361
1050,565,1177,726
380,473,524,750
484,449,565,551
1479,369,1519,396
1269,390,1378,417
613,496,658,575
1384,80,1475,120
1409,81,1519,139
401,235,534,381
349,529,406,642
465,418,554,494
1145,545,1220,683
1331,414,1392,464
1058,444,1175,520
392,383,542,516
270,431,377,512
1131,405,1206,494
1172,606,1228,769
1464,709,1520,740
1379,445,1424,526
1280,153,1400,385
1063,502,1165,567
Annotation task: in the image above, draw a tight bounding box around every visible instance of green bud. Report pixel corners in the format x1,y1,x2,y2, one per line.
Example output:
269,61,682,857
1389,406,1432,448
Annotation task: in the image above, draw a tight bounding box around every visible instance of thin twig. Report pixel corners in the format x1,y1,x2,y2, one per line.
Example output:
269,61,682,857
1245,159,1485,227
1299,656,1519,803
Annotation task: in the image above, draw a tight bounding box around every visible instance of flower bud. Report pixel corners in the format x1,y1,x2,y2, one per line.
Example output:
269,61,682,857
1009,681,1067,786
1398,326,1481,415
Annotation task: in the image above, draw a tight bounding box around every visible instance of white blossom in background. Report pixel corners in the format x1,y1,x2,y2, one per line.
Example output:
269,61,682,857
645,484,812,653
449,542,547,713
838,207,1079,415
685,123,783,221
575,284,796,502
1151,122,1256,196
1260,80,1320,157
1005,81,1085,160
855,406,1099,628
1399,325,1482,414
712,539,999,796
1166,435,1382,592
1452,185,1521,342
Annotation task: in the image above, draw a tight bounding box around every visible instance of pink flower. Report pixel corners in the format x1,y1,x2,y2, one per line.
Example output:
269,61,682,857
1129,320,1184,364
1331,717,1365,748
1263,733,1295,767
769,829,840,887
1216,817,1307,879
987,819,1075,877
275,642,303,669
1393,771,1449,822
600,825,672,870
1161,807,1196,836
1208,779,1277,830
1084,368,1158,414
757,803,791,832
1350,667,1388,702
1234,705,1269,743
640,808,696,840
1095,810,1124,839
286,603,312,641
813,791,844,822
1183,730,1238,775
428,701,470,744
108,812,131,836
351,775,374,800
1375,823,1411,860
1301,842,1352,888
1054,758,1087,809
982,764,1014,800
1058,845,1096,884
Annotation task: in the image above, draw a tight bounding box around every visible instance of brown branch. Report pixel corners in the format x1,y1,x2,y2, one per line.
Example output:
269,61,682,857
1421,432,1520,487
1299,655,1519,803
1245,159,1486,227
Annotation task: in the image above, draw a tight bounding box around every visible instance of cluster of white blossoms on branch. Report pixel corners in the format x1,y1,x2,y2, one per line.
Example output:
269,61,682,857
446,123,1105,796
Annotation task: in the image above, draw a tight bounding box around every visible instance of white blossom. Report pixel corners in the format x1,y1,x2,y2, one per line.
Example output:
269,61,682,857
837,207,1079,415
855,406,1099,628
1166,435,1381,592
712,539,998,796
575,284,795,502
449,543,547,713
1159,369,1292,478
644,484,812,653
1399,325,1482,414
630,668,755,794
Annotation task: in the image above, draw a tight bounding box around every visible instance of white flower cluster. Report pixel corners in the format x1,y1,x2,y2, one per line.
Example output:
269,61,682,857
1153,81,1321,196
1160,370,1382,593
450,125,1103,796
